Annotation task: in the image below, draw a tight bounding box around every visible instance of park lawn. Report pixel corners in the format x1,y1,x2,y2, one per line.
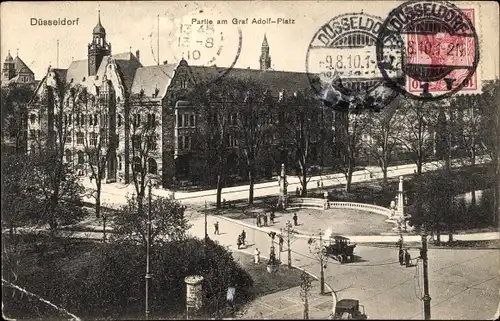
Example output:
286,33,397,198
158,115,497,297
231,251,304,297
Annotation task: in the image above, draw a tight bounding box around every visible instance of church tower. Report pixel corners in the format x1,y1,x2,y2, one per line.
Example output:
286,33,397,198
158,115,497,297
2,50,16,81
88,10,111,76
259,34,271,70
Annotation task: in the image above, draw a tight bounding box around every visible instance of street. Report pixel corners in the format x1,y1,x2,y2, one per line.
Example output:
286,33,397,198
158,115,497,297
189,215,500,320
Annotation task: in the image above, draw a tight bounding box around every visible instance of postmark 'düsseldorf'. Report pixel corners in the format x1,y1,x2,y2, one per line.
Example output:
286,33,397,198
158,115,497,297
376,0,480,100
306,12,404,112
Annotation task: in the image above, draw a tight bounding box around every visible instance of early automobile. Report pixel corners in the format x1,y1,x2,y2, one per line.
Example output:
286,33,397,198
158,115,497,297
324,235,356,263
332,299,367,320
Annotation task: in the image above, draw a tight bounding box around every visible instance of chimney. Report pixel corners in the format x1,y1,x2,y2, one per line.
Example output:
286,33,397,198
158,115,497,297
163,60,168,65
135,50,140,62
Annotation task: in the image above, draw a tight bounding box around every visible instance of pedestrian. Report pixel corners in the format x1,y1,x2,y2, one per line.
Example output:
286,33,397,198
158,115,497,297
241,229,246,245
404,249,411,267
263,214,268,226
299,187,302,196
296,187,300,197
237,235,242,249
214,221,219,235
321,180,324,188
317,180,320,188
256,215,260,227
399,248,405,265
279,234,284,252
254,248,261,264
270,211,275,224
293,213,298,226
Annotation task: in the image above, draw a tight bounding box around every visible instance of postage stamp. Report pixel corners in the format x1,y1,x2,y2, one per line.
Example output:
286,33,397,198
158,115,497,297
306,12,405,112
376,0,480,100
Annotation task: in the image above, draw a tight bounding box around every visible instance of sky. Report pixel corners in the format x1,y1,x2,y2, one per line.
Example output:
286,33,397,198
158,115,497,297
1,0,498,81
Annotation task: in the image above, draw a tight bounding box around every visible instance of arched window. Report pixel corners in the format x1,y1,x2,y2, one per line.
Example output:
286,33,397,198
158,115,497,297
133,156,142,173
65,149,72,162
148,158,157,174
118,156,122,171
77,151,85,164
118,114,122,127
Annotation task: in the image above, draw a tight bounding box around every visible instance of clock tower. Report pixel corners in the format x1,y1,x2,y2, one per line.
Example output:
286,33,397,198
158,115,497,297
88,10,111,76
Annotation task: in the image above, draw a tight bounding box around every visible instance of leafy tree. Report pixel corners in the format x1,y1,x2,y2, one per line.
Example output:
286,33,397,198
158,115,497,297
191,81,236,208
281,89,325,196
1,83,34,153
74,87,113,218
478,79,500,227
396,97,437,176
363,100,401,187
409,170,462,243
128,92,161,210
111,194,191,247
232,78,273,204
23,76,86,231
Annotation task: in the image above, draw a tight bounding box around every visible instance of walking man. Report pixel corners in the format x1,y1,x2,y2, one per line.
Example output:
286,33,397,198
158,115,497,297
279,234,284,252
404,249,411,267
293,213,298,226
256,215,260,227
317,180,320,188
241,229,246,246
214,221,220,235
270,211,275,224
296,187,300,197
399,248,405,265
263,214,268,226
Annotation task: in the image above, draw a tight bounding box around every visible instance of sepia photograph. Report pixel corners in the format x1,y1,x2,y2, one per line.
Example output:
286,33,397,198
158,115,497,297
1,0,499,320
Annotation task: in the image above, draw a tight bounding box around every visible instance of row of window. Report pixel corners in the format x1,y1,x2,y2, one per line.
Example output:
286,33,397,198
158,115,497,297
177,113,196,128
133,113,156,128
132,134,158,151
65,151,158,175
178,135,192,150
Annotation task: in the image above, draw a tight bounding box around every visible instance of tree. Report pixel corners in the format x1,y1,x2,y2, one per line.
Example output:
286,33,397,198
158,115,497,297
129,92,161,209
73,87,112,218
299,270,312,320
478,79,500,227
27,76,86,231
111,195,191,247
282,90,325,196
334,111,369,192
409,170,461,244
191,81,235,208
396,98,437,176
233,78,273,205
1,83,33,154
363,100,401,187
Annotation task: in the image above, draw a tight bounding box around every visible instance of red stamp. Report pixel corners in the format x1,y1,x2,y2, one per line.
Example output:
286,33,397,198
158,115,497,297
407,9,478,93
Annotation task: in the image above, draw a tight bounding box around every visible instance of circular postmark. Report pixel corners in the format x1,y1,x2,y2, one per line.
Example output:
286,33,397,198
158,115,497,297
171,7,242,84
306,12,405,112
376,0,480,100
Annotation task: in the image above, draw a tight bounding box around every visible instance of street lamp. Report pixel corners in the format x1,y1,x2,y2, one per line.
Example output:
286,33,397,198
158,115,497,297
285,220,294,268
308,229,327,295
145,179,153,320
420,228,431,320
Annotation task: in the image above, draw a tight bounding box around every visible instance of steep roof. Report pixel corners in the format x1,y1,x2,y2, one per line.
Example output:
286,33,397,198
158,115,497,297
130,64,176,97
188,65,312,96
14,56,34,75
66,59,88,84
113,53,143,93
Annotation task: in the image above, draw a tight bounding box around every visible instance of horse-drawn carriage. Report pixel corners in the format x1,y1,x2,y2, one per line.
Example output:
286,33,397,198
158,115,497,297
324,235,356,264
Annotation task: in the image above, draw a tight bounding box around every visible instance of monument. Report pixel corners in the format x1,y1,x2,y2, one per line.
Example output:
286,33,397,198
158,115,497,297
278,163,288,210
185,275,204,318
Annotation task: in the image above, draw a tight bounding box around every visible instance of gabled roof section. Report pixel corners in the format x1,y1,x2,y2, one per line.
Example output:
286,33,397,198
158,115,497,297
66,59,88,84
131,64,176,98
113,52,143,94
14,56,34,75
187,65,312,97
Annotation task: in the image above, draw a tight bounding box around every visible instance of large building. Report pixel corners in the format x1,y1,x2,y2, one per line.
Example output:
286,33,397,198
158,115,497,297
28,12,333,189
2,50,36,87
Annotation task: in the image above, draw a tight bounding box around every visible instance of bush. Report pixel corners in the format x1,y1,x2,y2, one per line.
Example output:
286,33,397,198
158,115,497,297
3,237,253,319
